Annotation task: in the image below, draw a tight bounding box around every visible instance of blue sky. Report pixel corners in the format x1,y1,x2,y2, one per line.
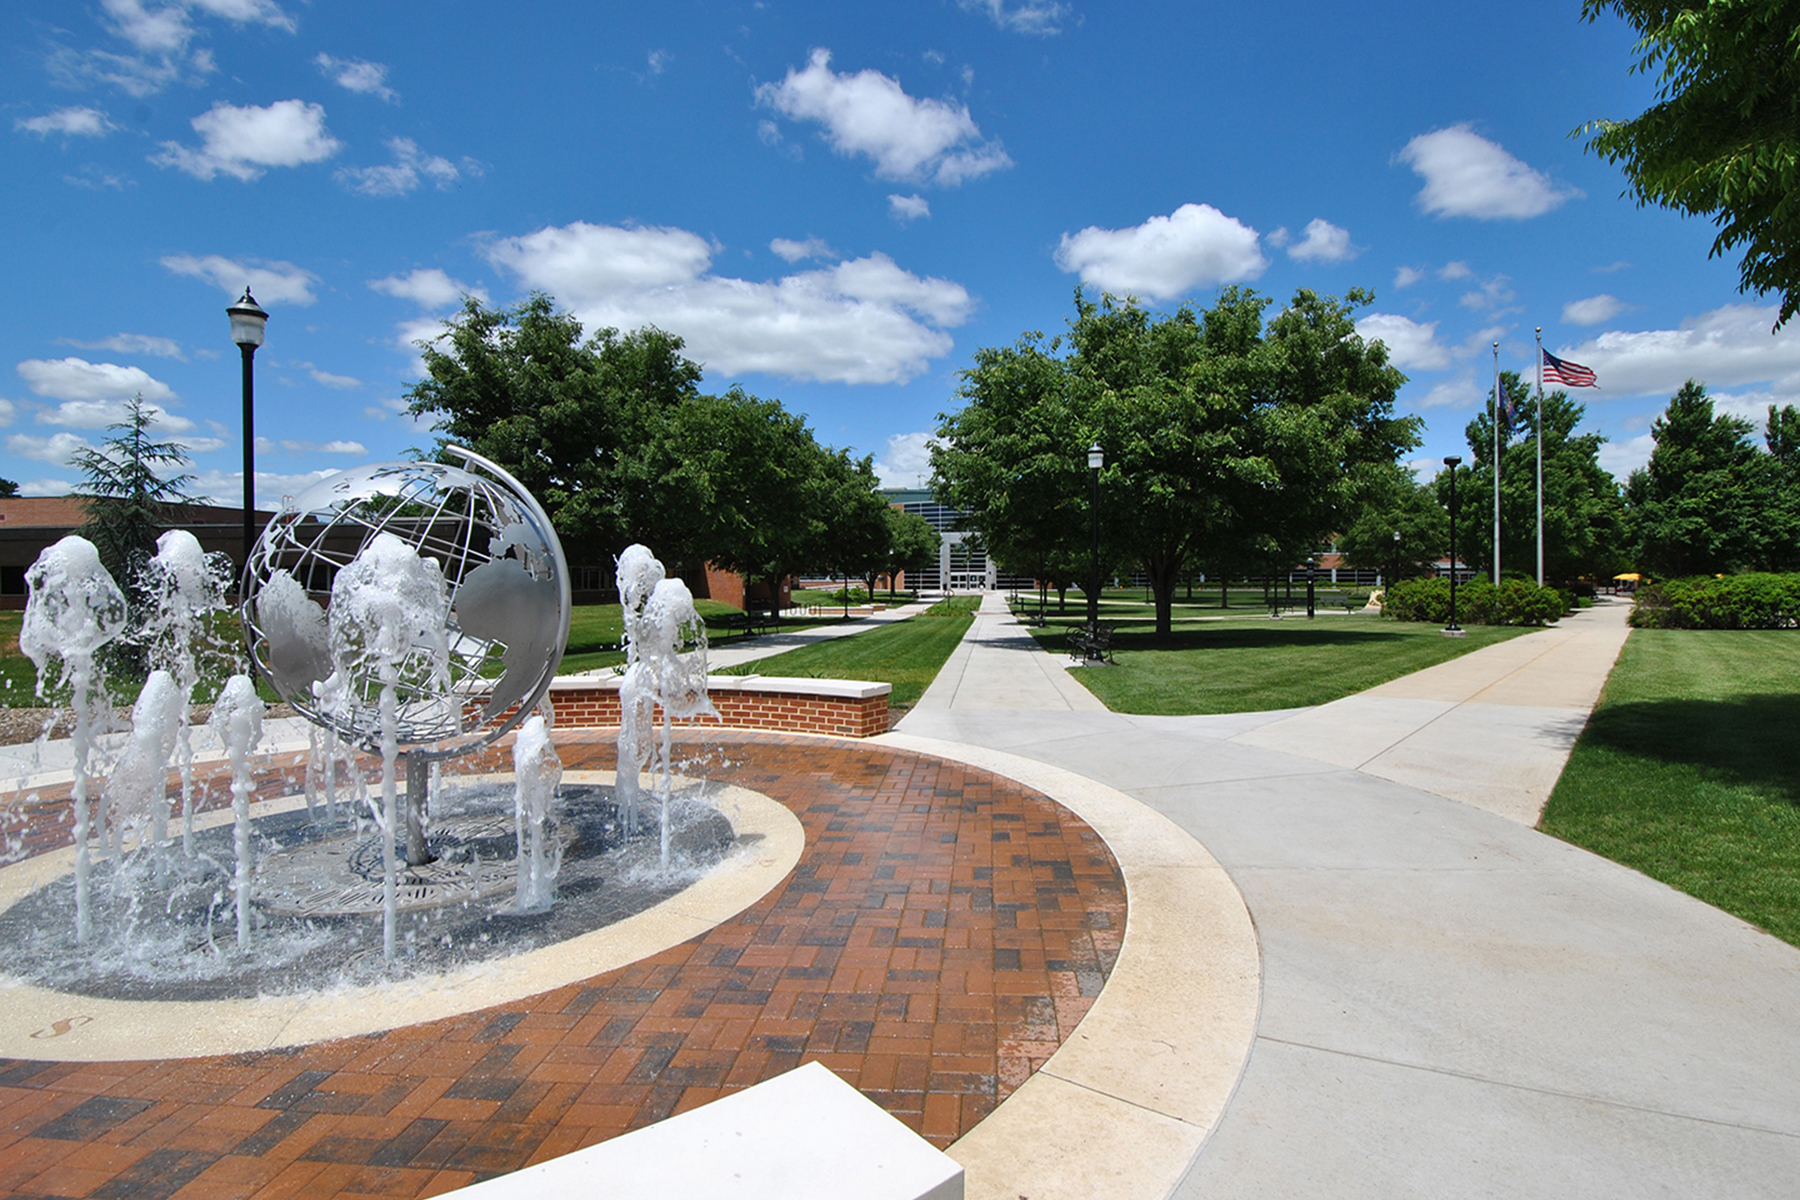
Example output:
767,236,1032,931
5,0,1796,510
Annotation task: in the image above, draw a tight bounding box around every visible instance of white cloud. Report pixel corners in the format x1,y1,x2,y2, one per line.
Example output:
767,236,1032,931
1598,432,1655,479
308,367,361,389
188,467,336,510
756,49,1012,187
874,431,935,488
1286,218,1355,263
56,333,184,360
17,358,176,404
1355,314,1449,371
646,49,671,75
181,436,227,453
0,399,14,427
1054,203,1267,301
35,398,193,432
1413,370,1481,409
8,432,92,465
1459,275,1515,312
20,478,75,497
368,268,485,309
1563,294,1628,326
484,220,974,385
280,438,366,455
770,237,836,263
103,0,293,55
160,253,319,305
1395,266,1425,289
1398,124,1580,220
1564,303,1800,396
152,99,340,182
1455,325,1508,360
1439,261,1473,280
337,137,461,196
15,107,116,138
314,53,396,101
958,0,1071,34
889,193,931,222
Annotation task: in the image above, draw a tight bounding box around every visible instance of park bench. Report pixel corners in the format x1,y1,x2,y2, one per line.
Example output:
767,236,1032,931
1065,622,1116,663
721,608,781,638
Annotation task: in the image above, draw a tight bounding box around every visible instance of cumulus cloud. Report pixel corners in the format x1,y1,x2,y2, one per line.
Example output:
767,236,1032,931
1398,125,1579,220
1286,218,1355,263
874,431,935,488
17,358,176,404
756,49,1012,187
8,432,92,465
958,0,1071,34
1563,294,1629,326
188,467,336,510
15,107,116,138
21,478,76,496
1459,275,1516,312
1355,314,1450,371
770,237,836,263
152,99,340,182
1413,370,1482,409
889,193,931,222
1054,203,1267,301
35,398,193,432
280,438,366,454
0,399,15,428
1563,303,1800,396
1598,431,1655,479
337,137,461,196
305,367,361,389
56,333,184,360
104,0,294,54
368,268,485,309
160,253,319,305
315,53,396,101
1394,266,1425,289
483,220,974,385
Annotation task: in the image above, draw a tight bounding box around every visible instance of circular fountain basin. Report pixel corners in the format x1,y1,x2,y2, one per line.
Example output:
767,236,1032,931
0,770,803,1061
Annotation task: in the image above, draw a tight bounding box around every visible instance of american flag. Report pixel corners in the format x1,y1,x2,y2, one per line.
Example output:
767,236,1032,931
1543,349,1598,388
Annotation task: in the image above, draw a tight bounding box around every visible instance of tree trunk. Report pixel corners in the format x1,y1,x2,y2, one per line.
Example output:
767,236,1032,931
1147,558,1180,641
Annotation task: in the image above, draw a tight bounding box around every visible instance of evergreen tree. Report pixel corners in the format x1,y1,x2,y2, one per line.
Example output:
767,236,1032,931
70,394,195,593
1624,381,1761,576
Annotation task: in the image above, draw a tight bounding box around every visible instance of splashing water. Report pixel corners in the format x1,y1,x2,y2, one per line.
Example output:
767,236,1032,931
107,670,184,866
633,567,717,869
511,714,562,912
208,674,265,949
323,532,451,960
614,544,665,833
21,535,128,944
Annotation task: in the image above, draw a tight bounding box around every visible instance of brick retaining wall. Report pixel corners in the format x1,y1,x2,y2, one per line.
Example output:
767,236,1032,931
543,675,891,738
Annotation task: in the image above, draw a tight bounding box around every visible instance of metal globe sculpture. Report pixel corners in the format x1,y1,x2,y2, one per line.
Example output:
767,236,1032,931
241,447,571,762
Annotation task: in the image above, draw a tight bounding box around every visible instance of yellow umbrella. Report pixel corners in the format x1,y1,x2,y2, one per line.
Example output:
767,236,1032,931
1612,572,1642,581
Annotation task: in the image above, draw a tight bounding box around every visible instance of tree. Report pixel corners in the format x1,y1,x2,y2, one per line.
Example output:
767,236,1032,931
936,287,1417,639
815,451,892,611
404,294,703,563
1339,469,1449,582
71,394,195,594
1443,372,1627,581
1624,380,1762,575
881,508,939,598
0,477,17,498
1580,0,1800,326
1759,403,1800,568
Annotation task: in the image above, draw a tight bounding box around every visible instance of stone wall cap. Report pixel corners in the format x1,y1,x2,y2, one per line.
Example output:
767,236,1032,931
550,674,891,700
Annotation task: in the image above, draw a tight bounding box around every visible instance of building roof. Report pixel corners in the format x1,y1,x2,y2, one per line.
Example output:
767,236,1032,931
0,497,274,529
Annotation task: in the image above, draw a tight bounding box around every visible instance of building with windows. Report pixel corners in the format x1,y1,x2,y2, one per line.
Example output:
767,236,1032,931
880,487,1034,593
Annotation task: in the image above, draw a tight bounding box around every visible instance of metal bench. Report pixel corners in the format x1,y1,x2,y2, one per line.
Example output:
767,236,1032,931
1065,622,1116,663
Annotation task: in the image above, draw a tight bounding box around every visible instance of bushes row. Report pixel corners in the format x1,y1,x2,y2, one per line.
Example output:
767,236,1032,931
1382,577,1569,626
1629,574,1800,629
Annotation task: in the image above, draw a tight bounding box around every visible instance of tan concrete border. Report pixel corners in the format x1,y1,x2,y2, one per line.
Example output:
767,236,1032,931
0,770,803,1062
874,732,1262,1200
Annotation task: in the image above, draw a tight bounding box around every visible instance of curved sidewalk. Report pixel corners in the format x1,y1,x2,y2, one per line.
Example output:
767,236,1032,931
900,600,1800,1197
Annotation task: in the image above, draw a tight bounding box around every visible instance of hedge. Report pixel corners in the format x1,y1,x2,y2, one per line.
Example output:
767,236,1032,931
1381,577,1568,626
1628,574,1800,629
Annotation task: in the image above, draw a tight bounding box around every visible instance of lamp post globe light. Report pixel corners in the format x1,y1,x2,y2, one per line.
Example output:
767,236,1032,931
1086,441,1103,660
227,287,268,575
1442,455,1464,636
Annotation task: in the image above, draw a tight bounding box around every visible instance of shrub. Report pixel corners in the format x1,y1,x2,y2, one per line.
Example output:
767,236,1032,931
1382,577,1567,626
1629,574,1800,629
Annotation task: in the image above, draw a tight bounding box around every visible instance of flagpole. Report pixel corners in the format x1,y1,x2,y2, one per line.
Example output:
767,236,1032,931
1535,327,1545,587
1493,341,1501,587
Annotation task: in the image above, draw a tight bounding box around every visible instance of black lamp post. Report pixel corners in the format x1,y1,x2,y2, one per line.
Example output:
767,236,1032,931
1391,529,1400,588
1087,441,1103,658
1305,554,1317,618
1443,455,1463,634
227,287,268,574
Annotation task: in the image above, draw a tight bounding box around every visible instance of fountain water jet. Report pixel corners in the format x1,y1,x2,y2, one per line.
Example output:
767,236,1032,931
207,674,265,948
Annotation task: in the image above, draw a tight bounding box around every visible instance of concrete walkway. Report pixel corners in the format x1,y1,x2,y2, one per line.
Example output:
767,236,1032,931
896,600,1800,1197
909,592,1104,713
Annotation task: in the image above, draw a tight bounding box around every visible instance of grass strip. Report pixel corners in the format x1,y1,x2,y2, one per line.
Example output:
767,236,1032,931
725,607,974,714
1540,629,1800,948
1030,612,1530,715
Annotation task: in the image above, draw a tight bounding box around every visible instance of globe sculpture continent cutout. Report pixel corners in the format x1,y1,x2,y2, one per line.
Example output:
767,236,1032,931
241,447,571,867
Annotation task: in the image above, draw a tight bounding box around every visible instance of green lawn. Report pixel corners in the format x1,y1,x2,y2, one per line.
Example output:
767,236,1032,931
1540,629,1800,948
722,599,975,715
1030,610,1530,714
555,601,838,674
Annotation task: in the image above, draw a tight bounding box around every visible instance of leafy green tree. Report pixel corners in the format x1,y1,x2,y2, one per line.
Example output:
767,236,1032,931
1444,372,1627,581
881,507,939,598
1759,403,1800,569
71,394,195,593
404,294,702,562
0,477,17,498
816,451,892,609
1339,469,1449,582
1625,380,1762,575
1580,0,1800,326
936,287,1417,639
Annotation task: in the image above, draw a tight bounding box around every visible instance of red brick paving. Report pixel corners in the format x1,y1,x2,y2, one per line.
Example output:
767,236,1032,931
0,730,1125,1198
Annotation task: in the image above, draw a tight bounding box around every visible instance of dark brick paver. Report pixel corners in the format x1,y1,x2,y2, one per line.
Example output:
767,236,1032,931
0,731,1124,1197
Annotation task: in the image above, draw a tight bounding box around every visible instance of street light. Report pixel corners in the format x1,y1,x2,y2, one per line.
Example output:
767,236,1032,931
1087,441,1103,659
1443,455,1463,636
1391,529,1400,588
227,287,268,575
1305,553,1317,619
